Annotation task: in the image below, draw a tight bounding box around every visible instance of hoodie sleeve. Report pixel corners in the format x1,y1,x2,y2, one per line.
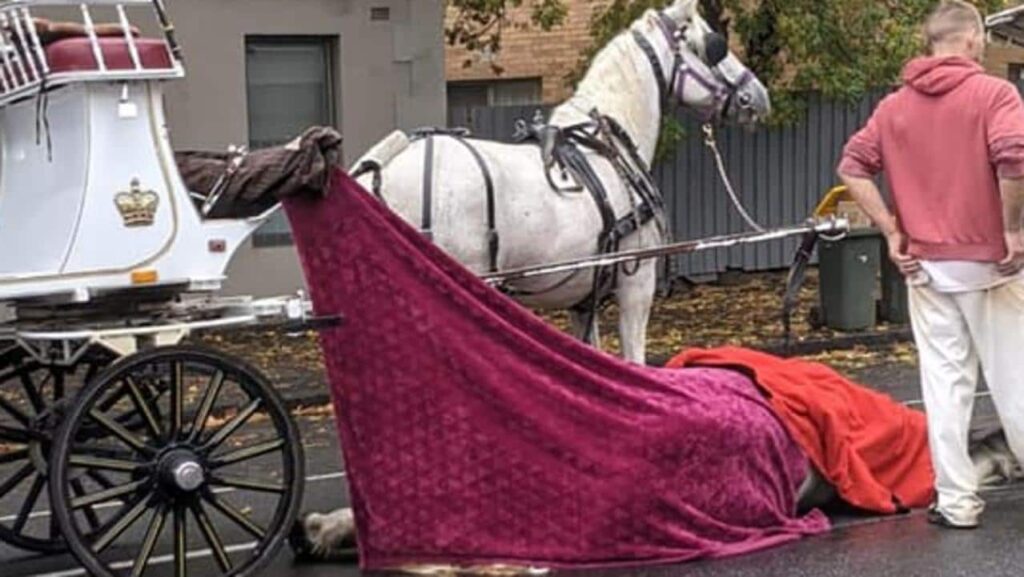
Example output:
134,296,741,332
838,110,883,179
987,82,1024,180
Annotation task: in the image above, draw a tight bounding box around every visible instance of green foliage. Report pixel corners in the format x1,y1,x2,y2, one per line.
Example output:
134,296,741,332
656,113,687,163
448,0,1011,123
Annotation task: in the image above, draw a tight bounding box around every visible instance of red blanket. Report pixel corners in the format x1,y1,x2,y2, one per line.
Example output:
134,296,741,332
285,171,829,570
668,347,934,513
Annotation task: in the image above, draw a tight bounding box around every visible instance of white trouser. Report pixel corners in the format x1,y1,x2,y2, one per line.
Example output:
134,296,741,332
909,279,1024,523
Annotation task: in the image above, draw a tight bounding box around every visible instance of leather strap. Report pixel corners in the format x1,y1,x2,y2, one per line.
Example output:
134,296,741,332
412,129,500,273
450,135,500,274
782,231,820,350
421,135,435,242
632,29,669,104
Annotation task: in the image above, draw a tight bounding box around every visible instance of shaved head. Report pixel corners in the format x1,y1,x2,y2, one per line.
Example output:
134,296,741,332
925,1,985,59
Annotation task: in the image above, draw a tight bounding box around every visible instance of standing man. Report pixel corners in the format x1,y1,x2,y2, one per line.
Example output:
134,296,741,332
838,0,1024,528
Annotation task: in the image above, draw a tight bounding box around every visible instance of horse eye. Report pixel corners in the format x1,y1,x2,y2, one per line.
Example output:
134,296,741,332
739,93,753,107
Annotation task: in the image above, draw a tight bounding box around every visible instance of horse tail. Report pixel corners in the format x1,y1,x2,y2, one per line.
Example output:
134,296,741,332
350,130,412,202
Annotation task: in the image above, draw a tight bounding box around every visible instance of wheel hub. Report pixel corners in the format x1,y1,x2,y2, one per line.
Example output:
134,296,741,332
159,449,206,493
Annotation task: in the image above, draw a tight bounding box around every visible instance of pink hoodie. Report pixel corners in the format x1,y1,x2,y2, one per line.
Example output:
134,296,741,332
839,56,1024,262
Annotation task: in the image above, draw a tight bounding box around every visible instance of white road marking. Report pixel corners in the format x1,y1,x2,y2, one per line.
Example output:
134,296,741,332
27,542,259,577
0,471,346,523
14,471,349,577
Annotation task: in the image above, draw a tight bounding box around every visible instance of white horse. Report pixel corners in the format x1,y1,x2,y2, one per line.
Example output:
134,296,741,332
352,0,770,364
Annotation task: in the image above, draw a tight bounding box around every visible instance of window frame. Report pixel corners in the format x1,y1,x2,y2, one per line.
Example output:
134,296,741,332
446,77,543,120
245,34,338,248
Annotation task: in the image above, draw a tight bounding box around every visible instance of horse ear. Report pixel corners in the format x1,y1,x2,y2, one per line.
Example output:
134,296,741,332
673,0,698,17
663,0,697,21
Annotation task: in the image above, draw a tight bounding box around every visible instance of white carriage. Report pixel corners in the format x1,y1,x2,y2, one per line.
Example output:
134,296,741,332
0,3,322,576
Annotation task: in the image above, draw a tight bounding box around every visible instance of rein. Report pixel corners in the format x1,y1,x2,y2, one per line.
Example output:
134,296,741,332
700,123,765,232
633,10,764,231
631,10,847,348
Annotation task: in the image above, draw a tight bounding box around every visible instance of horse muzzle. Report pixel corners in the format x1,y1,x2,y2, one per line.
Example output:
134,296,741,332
725,79,771,126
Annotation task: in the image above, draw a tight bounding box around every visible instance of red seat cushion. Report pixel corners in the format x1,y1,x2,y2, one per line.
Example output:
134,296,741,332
45,37,173,73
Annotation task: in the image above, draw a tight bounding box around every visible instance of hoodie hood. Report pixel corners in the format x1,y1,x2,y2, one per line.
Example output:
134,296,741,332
902,56,984,96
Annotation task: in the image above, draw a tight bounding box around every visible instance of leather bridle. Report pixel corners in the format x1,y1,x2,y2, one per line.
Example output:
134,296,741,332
633,10,757,122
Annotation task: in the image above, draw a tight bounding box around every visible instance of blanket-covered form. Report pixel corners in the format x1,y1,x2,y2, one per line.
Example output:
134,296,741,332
669,348,934,513
283,170,828,570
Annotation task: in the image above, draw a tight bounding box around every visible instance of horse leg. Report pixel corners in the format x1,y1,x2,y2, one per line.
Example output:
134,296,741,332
616,260,657,364
971,428,1022,488
569,308,601,349
289,508,357,561
796,463,837,514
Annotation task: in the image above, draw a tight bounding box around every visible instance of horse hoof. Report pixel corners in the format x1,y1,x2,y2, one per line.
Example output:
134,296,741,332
289,512,360,565
288,513,317,560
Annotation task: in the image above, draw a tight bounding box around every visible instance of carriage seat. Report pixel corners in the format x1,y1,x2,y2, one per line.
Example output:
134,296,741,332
45,37,173,73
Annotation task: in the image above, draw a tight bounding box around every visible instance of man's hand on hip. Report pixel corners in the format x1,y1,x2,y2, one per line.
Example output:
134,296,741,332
999,231,1024,276
886,230,922,276
838,173,920,274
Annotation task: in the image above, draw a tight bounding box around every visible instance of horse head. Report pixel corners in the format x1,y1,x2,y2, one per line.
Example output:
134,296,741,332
651,0,771,125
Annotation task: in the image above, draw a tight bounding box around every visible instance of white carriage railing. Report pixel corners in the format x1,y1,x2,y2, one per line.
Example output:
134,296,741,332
0,0,183,105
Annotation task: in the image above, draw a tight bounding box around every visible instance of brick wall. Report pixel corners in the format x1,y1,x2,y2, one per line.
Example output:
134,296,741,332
985,43,1024,80
445,0,611,104
444,1,1024,105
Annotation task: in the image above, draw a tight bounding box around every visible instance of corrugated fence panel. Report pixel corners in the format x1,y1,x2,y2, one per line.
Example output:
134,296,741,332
449,89,892,279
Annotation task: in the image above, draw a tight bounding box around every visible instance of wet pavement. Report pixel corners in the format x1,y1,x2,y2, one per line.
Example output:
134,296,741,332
2,357,1022,577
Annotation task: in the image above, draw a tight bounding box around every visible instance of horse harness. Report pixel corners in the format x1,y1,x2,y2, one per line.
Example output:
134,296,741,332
352,10,819,344
403,127,502,275
632,11,759,122
349,12,720,287
517,112,670,330
356,112,669,335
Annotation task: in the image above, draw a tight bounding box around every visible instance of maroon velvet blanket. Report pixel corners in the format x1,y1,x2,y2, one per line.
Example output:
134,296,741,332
283,170,829,570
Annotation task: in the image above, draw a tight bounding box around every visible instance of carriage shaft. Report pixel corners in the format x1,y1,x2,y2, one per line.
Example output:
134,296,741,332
482,219,850,285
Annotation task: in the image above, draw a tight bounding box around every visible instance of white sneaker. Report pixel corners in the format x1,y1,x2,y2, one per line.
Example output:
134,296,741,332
927,504,980,530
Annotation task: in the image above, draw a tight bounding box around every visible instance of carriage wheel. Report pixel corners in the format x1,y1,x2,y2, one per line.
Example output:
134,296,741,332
49,346,304,577
0,344,114,552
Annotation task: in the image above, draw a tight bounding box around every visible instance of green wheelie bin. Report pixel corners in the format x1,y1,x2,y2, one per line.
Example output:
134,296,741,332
817,228,882,331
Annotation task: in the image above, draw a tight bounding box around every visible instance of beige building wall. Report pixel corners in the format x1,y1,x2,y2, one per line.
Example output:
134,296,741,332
446,0,610,104
156,0,446,297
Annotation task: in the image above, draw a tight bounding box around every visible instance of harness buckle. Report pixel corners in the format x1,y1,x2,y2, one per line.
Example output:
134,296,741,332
702,123,716,146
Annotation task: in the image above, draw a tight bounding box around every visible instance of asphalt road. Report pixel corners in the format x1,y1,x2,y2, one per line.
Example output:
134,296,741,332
2,363,1021,577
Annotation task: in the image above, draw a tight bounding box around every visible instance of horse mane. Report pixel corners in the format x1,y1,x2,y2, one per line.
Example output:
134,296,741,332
550,10,664,161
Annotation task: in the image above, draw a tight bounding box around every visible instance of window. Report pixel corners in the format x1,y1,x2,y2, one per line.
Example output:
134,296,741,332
246,36,336,246
447,78,542,120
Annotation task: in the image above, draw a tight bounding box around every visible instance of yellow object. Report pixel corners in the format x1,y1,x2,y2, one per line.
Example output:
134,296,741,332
131,269,159,285
814,185,850,218
814,185,873,228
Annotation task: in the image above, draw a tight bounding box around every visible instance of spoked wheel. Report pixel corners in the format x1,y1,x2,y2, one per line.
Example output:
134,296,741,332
49,346,304,577
0,344,115,552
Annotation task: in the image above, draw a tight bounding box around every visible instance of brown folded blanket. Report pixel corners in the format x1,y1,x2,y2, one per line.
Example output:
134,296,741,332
176,126,343,219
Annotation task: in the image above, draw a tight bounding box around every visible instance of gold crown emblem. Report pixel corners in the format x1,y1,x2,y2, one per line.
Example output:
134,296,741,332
115,179,160,227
